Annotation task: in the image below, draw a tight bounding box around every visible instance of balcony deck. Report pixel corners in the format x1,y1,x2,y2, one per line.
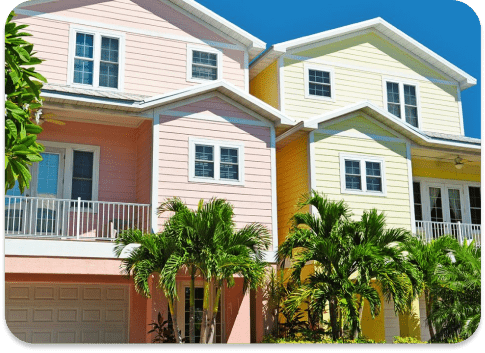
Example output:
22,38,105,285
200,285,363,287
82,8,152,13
415,220,481,246
5,196,150,240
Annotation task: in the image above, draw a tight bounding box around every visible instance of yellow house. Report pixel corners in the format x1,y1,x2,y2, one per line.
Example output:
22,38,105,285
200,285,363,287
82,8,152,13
249,18,480,342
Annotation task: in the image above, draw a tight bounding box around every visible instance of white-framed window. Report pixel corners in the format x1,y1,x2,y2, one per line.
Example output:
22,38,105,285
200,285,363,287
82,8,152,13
383,78,420,128
188,137,244,185
68,25,125,90
304,63,336,101
339,153,386,196
186,45,223,83
37,141,101,203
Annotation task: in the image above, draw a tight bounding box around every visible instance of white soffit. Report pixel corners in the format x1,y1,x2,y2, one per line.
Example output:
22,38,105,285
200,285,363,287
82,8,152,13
250,17,476,90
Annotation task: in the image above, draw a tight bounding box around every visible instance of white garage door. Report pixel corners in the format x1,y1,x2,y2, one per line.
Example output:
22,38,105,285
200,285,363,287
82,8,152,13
6,282,130,343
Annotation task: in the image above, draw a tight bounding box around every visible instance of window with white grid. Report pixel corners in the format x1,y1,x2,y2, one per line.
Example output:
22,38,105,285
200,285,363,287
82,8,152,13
187,46,222,83
384,79,420,128
189,138,244,185
304,64,335,101
69,26,124,90
340,154,386,195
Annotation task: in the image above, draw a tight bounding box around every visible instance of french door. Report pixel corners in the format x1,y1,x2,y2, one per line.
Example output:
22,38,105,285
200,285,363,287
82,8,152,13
5,147,66,236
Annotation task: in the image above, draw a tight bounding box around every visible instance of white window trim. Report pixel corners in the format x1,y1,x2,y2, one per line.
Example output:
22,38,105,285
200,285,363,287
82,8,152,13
37,140,100,204
382,77,421,129
413,177,481,225
304,63,336,102
339,153,387,196
188,137,244,186
186,44,223,83
67,24,126,91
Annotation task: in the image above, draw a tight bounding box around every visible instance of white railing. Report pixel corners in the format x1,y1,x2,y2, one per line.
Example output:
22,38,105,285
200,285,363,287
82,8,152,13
5,196,151,240
415,220,481,246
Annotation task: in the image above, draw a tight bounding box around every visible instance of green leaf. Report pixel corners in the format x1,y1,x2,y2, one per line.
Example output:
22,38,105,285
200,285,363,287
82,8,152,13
12,45,31,62
11,159,31,190
25,124,43,134
26,154,43,162
5,120,17,138
19,135,36,147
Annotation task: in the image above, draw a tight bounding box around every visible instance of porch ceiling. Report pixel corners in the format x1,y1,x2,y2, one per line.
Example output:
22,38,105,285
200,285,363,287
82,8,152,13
411,146,481,165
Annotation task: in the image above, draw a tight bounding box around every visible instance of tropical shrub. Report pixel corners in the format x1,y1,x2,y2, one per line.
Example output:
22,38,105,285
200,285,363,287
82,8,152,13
5,11,46,192
393,336,427,344
148,312,176,343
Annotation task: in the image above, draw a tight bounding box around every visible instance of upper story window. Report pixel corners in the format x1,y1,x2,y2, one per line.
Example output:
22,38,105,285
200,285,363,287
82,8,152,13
384,79,420,128
187,45,222,83
304,63,335,101
189,137,244,185
68,26,125,90
339,153,386,196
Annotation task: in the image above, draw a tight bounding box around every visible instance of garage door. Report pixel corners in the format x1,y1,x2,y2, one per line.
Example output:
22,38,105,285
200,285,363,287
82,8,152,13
6,283,129,343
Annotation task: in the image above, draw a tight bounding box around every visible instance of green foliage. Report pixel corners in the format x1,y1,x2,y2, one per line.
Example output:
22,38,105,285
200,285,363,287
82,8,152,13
262,334,383,344
148,312,176,343
393,336,427,344
5,11,47,193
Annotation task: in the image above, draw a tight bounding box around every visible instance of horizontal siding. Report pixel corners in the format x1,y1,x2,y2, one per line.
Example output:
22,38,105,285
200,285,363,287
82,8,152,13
249,60,279,109
282,32,462,135
16,0,245,95
38,120,140,204
156,110,274,241
313,117,412,229
276,135,310,245
172,96,259,121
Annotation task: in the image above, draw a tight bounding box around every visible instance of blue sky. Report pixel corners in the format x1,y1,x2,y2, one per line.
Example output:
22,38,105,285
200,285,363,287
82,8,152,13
198,0,481,138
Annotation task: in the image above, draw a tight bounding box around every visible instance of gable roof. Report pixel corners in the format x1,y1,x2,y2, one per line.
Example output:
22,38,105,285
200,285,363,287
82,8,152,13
302,101,480,154
41,81,295,126
250,17,476,90
16,0,266,60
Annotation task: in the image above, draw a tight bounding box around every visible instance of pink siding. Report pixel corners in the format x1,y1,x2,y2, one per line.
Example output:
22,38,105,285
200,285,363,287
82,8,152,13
156,101,273,236
136,120,152,204
39,118,150,204
173,96,260,121
16,0,246,94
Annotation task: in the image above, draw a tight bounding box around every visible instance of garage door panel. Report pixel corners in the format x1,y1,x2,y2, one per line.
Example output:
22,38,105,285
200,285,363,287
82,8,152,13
5,283,129,343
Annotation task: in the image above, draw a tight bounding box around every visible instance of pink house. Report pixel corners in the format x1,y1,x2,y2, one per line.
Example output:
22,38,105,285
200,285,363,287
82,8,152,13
5,0,293,343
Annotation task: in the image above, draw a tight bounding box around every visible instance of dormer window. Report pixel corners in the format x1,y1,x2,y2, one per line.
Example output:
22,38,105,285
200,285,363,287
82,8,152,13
68,26,125,90
384,79,420,128
186,45,222,83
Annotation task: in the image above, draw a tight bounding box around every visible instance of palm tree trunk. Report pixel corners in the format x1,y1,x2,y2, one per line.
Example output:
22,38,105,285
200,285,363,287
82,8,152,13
189,267,196,343
199,279,211,343
424,289,435,339
206,285,221,343
351,297,364,339
329,297,339,341
168,297,182,343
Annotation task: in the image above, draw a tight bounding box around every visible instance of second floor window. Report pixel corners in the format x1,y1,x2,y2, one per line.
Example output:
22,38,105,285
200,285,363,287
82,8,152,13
69,27,124,90
187,46,222,83
340,154,386,195
304,64,335,101
385,80,419,128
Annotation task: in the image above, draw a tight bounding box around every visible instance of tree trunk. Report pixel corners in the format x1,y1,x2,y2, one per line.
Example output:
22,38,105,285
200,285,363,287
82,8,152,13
424,290,435,339
329,297,339,341
351,297,364,339
168,297,182,343
199,279,211,343
206,286,221,343
189,267,196,343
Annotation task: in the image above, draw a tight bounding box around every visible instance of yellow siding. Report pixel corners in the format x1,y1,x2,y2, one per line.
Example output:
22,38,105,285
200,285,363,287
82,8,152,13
398,297,422,340
412,158,480,182
249,60,279,109
282,32,462,135
361,282,386,342
276,135,310,245
314,116,412,229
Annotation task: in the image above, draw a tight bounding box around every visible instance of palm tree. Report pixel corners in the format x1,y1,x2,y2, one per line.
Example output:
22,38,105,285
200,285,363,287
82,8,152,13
114,229,184,343
428,239,480,342
349,210,423,339
277,191,381,340
403,235,456,340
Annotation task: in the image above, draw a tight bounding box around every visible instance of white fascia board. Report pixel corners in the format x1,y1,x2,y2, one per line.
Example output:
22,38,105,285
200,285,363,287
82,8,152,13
254,17,476,90
5,238,136,259
168,0,266,59
304,101,481,152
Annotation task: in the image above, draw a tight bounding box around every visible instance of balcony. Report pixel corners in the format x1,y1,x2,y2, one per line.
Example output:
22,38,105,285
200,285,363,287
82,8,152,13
415,220,481,246
5,196,151,240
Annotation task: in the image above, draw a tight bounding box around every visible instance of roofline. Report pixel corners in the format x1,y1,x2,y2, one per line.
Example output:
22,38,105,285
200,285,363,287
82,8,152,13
300,101,480,152
41,81,296,126
16,0,266,60
250,17,476,90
